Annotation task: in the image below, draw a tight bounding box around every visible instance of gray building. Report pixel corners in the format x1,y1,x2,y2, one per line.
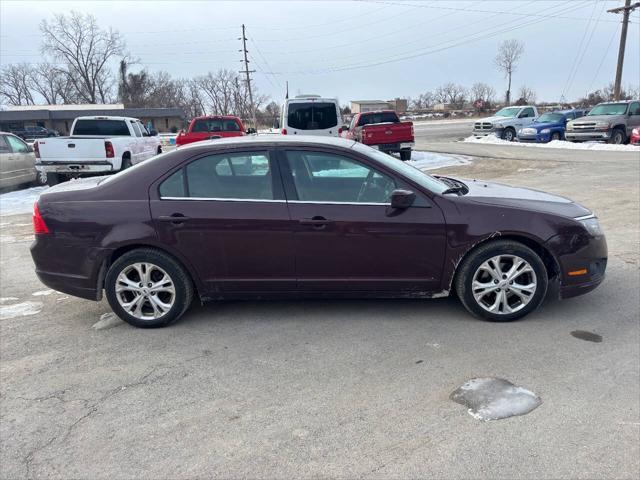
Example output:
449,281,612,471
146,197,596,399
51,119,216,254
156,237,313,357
0,104,185,135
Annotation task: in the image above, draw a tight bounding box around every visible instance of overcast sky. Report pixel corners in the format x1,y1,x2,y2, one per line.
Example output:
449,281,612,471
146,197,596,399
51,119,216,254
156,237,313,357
1,0,639,104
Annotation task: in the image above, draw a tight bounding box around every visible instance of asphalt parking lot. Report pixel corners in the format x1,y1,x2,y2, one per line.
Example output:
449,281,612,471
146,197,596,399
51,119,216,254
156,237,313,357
1,141,639,479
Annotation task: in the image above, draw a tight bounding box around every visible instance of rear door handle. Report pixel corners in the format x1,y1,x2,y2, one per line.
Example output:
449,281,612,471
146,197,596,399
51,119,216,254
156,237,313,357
157,214,191,224
299,216,332,229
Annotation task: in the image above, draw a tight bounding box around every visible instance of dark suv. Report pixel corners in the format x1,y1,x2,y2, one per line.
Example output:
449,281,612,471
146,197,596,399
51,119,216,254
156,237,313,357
31,136,607,328
11,126,59,140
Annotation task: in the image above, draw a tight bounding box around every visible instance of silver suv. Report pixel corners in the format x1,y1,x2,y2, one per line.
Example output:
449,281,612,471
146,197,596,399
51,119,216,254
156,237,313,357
565,100,640,144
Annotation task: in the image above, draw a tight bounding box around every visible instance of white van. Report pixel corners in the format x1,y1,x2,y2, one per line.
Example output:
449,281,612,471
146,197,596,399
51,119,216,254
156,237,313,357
281,95,343,137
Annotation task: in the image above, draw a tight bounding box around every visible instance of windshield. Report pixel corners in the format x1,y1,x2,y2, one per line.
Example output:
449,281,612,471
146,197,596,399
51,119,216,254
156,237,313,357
587,103,629,116
535,113,564,123
351,143,449,194
494,107,521,117
287,102,338,130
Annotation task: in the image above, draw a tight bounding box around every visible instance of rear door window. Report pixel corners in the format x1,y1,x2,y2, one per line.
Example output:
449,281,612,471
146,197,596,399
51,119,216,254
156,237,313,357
6,135,30,153
287,102,338,130
72,120,131,136
0,135,10,153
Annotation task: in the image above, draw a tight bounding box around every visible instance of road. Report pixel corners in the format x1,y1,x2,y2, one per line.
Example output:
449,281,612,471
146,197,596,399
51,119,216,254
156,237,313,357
1,143,639,479
412,119,474,143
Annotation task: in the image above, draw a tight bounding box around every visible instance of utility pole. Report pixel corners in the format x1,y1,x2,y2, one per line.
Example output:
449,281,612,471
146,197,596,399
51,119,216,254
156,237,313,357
239,24,257,130
608,1,640,100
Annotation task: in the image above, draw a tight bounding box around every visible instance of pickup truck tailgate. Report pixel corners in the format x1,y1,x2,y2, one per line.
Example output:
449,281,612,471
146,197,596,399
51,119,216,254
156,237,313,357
37,137,109,161
361,122,413,145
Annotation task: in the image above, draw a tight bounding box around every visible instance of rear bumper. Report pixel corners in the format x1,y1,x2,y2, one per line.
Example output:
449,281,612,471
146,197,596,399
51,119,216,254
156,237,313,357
370,142,414,152
565,131,611,142
36,161,115,174
544,233,608,300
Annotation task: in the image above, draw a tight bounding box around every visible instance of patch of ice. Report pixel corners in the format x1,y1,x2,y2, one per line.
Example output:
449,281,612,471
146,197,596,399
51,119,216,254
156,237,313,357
463,135,640,151
0,301,43,319
450,377,541,421
407,151,472,170
0,186,48,217
0,297,19,304
32,289,55,296
92,312,124,330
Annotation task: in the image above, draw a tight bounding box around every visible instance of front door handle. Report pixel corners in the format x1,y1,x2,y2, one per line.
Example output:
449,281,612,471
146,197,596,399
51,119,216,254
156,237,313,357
299,216,332,229
157,214,191,224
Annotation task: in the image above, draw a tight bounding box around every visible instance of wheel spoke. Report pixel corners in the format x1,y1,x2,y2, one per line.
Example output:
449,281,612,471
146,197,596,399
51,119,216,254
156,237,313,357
114,262,176,321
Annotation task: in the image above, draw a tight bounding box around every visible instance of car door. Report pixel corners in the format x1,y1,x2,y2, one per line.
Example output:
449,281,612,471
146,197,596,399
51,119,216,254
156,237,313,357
138,122,156,158
279,147,447,293
150,148,295,295
518,107,536,128
627,102,640,136
0,135,14,189
4,134,35,186
128,120,145,164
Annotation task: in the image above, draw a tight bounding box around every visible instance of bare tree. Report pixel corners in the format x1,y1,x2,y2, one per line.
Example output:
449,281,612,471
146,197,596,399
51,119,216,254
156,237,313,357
0,63,35,105
28,63,73,104
515,85,537,105
470,82,496,111
40,11,125,104
435,83,467,109
495,39,524,105
410,91,435,110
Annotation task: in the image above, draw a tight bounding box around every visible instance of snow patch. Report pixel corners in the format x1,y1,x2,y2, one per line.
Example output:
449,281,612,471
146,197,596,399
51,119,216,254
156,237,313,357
0,186,48,216
464,135,640,151
0,301,43,319
450,377,541,421
407,151,472,170
32,289,55,296
0,297,19,304
92,312,124,330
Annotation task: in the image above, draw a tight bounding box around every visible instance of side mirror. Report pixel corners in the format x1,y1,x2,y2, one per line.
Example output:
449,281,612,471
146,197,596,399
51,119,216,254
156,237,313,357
246,127,257,134
390,189,416,209
150,129,158,136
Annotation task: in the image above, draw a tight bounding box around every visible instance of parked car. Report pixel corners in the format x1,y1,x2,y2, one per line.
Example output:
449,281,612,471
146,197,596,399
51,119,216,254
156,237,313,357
31,136,607,328
10,126,59,140
565,100,640,144
175,116,247,147
342,110,414,160
517,109,587,143
631,127,640,145
0,132,48,189
281,95,342,136
34,116,162,186
473,106,539,141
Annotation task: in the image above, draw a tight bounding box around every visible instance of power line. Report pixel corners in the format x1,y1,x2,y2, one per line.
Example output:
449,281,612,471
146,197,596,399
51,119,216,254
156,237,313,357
586,22,621,92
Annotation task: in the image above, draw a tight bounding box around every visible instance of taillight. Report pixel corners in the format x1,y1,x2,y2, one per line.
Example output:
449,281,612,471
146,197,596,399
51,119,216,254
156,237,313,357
411,125,414,136
105,141,114,158
33,141,40,158
338,127,342,136
33,202,50,235
281,129,287,135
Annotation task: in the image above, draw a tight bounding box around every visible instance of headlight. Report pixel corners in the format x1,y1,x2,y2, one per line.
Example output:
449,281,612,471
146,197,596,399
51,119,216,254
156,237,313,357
595,121,610,131
540,128,551,134
578,216,603,236
494,123,503,129
566,123,574,131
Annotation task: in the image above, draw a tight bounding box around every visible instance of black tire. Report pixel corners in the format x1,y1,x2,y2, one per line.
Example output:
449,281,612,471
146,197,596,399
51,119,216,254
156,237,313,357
121,154,132,171
454,240,548,322
502,128,516,142
609,128,626,145
551,131,561,141
157,146,162,155
46,173,60,187
105,248,194,328
400,149,412,161
33,170,49,187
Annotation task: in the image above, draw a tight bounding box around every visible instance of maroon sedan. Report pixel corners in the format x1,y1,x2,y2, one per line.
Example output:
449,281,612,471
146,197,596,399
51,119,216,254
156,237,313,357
31,136,607,328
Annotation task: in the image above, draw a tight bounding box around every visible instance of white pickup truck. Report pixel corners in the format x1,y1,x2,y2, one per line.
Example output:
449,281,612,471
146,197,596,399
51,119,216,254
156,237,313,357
34,116,162,185
472,106,539,141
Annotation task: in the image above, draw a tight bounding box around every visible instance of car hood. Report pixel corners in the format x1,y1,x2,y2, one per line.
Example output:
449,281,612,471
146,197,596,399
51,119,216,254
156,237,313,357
526,121,563,130
572,114,626,124
459,178,591,218
477,116,515,124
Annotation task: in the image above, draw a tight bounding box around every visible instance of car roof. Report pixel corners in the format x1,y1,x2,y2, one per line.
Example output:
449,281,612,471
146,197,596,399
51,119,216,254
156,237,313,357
191,115,241,120
177,134,357,151
74,116,141,121
359,110,396,114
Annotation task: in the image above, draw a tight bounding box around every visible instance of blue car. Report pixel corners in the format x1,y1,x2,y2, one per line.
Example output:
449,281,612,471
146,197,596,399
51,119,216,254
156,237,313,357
517,109,587,143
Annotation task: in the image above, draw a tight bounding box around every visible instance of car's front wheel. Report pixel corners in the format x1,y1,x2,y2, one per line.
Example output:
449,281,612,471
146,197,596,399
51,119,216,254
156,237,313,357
455,240,548,321
551,131,561,141
502,128,516,142
609,128,626,145
105,248,194,328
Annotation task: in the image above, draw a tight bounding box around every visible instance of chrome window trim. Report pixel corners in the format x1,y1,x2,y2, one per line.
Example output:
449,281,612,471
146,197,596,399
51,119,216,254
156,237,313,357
161,196,285,203
288,200,389,206
574,214,595,221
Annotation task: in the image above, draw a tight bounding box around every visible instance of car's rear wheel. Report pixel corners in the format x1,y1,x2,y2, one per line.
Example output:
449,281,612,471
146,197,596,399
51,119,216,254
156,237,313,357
400,149,412,161
105,248,194,328
455,240,548,321
502,128,516,142
121,154,132,171
609,128,626,145
157,146,162,155
33,170,48,187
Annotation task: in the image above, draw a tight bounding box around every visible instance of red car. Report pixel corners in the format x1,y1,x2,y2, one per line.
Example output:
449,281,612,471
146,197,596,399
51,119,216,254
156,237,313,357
631,127,640,145
343,110,414,160
176,115,246,147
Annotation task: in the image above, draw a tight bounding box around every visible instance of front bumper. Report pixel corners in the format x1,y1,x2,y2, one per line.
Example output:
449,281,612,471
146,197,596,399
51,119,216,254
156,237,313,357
472,130,498,137
36,161,115,174
544,232,608,299
565,131,611,142
518,132,551,143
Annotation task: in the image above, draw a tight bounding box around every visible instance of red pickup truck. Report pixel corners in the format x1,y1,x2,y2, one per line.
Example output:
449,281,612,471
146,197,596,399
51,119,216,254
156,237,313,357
343,110,414,160
176,115,247,147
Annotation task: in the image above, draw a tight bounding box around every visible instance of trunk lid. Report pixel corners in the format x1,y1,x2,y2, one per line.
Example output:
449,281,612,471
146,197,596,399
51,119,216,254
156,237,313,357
37,137,110,161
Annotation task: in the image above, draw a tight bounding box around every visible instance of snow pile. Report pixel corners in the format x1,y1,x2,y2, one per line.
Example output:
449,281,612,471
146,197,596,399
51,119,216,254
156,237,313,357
407,151,472,170
450,377,542,421
0,186,48,217
464,135,640,151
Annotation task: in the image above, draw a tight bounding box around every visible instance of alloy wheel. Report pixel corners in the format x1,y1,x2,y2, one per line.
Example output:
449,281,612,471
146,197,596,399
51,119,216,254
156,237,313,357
471,255,537,315
115,262,176,320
